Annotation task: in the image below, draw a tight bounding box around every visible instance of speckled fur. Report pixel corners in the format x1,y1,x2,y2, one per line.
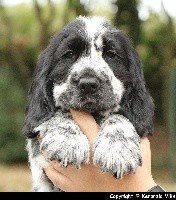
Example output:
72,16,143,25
35,111,90,166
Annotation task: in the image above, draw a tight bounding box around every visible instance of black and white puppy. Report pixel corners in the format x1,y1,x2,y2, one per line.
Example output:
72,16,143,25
23,16,154,192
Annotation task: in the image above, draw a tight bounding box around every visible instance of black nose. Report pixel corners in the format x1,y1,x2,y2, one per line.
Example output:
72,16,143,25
78,77,100,93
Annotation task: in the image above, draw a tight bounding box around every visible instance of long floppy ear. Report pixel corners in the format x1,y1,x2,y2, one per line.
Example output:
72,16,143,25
22,45,56,138
119,33,154,136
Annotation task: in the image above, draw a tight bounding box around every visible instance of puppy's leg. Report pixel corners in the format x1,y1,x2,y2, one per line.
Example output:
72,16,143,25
27,139,60,192
36,111,90,168
93,114,142,179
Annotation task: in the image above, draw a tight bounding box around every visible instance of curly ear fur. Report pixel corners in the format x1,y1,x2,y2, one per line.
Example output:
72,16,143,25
118,32,154,136
22,46,57,138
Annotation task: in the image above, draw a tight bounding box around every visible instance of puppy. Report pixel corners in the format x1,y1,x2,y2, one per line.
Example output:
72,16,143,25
23,16,154,192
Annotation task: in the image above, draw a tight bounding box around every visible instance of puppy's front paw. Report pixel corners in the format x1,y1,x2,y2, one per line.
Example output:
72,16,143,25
40,123,89,167
93,115,142,179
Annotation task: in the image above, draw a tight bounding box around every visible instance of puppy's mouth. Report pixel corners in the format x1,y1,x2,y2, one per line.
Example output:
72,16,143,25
69,94,118,112
79,101,100,112
71,103,113,113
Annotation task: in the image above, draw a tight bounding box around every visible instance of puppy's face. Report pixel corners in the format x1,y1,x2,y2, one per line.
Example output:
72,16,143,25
51,17,131,112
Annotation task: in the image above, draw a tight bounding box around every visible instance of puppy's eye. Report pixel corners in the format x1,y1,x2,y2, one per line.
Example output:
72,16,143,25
105,50,117,59
63,50,75,59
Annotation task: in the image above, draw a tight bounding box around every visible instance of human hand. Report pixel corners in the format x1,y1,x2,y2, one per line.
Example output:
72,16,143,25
42,110,156,192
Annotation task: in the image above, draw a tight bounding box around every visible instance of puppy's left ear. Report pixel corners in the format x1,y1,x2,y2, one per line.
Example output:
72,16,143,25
119,33,154,136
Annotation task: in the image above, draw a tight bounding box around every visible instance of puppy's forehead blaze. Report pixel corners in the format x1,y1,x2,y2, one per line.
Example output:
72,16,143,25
80,16,107,50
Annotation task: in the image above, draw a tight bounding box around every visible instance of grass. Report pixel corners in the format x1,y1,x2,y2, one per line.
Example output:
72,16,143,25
0,163,175,192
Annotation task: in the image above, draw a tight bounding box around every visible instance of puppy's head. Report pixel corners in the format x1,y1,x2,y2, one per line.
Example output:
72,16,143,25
23,16,154,138
53,16,125,112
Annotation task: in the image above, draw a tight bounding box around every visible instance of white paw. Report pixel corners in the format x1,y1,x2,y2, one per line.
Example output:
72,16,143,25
40,123,90,167
93,114,142,178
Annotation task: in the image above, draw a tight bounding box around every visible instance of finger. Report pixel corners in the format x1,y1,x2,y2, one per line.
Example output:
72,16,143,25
49,160,83,176
70,109,100,144
48,160,66,172
44,165,72,191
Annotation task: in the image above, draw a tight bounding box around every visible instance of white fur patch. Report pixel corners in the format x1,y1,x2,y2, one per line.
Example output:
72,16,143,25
81,16,105,58
80,16,106,39
27,140,53,192
109,69,124,100
53,83,67,107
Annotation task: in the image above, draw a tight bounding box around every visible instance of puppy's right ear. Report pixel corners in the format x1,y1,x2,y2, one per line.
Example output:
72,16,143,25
22,45,56,138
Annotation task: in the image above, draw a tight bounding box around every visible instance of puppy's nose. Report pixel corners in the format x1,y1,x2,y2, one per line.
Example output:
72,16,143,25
78,77,100,93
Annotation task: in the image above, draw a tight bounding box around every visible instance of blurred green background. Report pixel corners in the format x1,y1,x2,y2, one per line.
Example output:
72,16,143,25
0,0,176,192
